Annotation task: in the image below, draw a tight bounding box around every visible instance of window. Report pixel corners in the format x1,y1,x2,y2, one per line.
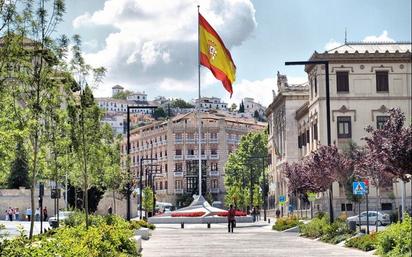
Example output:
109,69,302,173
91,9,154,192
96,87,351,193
159,181,163,190
187,149,194,155
336,71,349,92
175,180,182,189
175,149,182,155
381,203,393,211
186,177,197,191
314,77,317,96
211,179,218,189
337,116,351,138
376,71,389,92
211,149,217,155
376,116,389,129
211,163,218,171
165,181,168,189
313,123,318,140
298,135,302,149
175,163,183,172
306,130,310,145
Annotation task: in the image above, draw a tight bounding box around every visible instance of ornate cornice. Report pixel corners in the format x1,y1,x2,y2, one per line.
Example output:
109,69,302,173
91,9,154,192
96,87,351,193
332,105,357,121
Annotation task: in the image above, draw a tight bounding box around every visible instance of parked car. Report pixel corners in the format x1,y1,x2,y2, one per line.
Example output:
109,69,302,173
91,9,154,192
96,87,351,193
211,201,223,209
347,211,390,226
48,211,74,227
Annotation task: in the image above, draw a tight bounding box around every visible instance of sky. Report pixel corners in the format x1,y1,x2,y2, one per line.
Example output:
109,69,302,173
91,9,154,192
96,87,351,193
57,0,411,106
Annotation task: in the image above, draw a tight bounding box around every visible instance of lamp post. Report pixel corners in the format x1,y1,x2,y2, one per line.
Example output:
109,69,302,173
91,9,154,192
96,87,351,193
285,60,334,223
139,157,157,219
126,105,158,221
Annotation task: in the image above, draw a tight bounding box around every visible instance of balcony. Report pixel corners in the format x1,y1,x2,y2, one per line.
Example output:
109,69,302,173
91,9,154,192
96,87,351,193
174,171,183,177
156,189,167,194
175,138,183,144
186,154,207,160
174,188,184,194
209,154,219,160
209,138,218,144
186,138,196,144
209,170,219,176
210,188,220,193
174,155,183,160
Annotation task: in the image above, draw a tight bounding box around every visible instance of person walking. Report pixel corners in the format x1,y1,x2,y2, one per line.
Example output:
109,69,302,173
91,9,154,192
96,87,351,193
275,209,280,219
35,208,40,221
15,208,20,221
26,208,32,221
7,207,13,221
43,207,48,221
227,204,236,233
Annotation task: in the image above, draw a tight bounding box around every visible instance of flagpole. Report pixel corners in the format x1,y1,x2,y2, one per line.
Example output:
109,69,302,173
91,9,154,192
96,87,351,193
197,5,202,198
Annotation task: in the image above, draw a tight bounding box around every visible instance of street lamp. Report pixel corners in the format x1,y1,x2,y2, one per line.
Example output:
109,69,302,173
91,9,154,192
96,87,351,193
138,157,157,219
126,105,158,221
285,60,334,223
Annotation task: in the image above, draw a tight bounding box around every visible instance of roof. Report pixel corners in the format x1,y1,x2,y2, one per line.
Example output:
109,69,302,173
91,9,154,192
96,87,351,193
325,42,411,54
112,85,124,89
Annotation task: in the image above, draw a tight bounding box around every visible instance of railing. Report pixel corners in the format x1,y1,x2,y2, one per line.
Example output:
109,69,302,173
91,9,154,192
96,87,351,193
210,188,220,193
209,170,219,176
173,171,183,177
173,155,183,160
156,189,167,194
174,189,184,194
209,138,218,144
186,138,196,144
210,154,219,160
175,138,183,144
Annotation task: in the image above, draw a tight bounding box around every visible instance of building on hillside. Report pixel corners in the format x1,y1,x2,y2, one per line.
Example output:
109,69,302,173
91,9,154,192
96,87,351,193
267,42,412,216
239,97,267,121
121,111,266,207
96,85,159,134
266,73,309,210
193,97,228,111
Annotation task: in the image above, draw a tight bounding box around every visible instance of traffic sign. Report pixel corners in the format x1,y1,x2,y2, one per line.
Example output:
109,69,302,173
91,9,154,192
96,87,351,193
279,195,286,205
308,192,317,202
353,181,366,195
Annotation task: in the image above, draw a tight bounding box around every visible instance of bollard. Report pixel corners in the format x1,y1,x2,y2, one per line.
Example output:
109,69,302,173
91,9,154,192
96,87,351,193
207,223,211,229
268,218,270,224
181,222,184,229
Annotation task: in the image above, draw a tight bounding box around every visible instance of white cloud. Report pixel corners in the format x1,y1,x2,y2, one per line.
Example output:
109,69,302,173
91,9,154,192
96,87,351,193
324,39,342,51
362,30,395,42
72,0,257,97
224,78,274,107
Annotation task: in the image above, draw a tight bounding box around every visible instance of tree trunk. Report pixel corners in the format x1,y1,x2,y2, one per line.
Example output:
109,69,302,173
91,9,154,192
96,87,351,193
113,190,116,214
29,130,39,239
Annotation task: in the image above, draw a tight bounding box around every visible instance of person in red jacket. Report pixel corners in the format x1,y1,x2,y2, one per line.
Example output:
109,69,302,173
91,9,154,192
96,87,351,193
228,204,236,233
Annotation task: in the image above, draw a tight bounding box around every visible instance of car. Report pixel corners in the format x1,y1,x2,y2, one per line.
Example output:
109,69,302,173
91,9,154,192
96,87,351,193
347,211,390,226
211,201,223,209
48,211,74,227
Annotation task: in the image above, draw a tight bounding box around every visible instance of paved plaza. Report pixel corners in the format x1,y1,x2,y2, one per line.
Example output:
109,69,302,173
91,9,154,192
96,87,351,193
142,222,374,257
0,221,50,238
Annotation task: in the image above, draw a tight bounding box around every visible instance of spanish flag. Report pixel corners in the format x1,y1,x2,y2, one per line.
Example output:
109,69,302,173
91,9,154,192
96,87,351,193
199,13,236,96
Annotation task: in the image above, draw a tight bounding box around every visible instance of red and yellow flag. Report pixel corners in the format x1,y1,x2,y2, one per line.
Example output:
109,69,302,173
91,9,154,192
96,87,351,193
199,13,236,96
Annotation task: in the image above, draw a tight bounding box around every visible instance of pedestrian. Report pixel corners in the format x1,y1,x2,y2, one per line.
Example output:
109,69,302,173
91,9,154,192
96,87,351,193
43,206,48,221
252,206,256,222
7,207,13,221
108,205,113,215
227,204,236,233
275,209,280,219
35,208,40,221
15,208,20,221
26,208,32,221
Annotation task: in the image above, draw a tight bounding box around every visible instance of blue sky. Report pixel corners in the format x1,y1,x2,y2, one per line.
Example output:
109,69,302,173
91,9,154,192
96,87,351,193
58,0,411,106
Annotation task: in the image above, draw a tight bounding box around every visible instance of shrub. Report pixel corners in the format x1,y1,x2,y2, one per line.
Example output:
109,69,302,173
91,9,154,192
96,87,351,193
299,216,329,238
376,213,411,257
0,214,139,257
130,220,156,230
320,219,354,244
272,216,301,231
345,233,378,251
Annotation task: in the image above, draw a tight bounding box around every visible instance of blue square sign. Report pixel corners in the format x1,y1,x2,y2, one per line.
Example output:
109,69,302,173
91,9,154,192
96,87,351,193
353,181,366,195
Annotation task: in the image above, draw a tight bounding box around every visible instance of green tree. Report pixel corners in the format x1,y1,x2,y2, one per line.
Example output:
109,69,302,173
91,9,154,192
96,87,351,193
239,101,245,113
171,98,194,109
229,103,237,112
253,184,263,207
7,139,29,189
153,107,167,120
143,186,154,219
112,90,133,100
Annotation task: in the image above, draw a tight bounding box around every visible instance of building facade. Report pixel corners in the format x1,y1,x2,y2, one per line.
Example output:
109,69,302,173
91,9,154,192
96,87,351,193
193,97,228,111
267,42,412,215
121,111,266,206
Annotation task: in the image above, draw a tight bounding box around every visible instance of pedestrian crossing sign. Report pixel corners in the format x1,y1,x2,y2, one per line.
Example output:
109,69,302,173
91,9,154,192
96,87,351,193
353,181,366,195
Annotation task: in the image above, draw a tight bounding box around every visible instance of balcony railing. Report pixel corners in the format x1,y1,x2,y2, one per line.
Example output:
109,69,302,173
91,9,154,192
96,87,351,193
174,170,183,177
209,154,219,160
175,138,183,144
156,189,167,194
210,188,220,193
209,170,219,176
174,188,183,194
186,138,196,144
209,138,218,144
173,155,183,160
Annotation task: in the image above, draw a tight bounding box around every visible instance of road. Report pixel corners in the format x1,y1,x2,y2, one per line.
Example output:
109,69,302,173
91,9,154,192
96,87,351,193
141,222,375,257
0,221,50,238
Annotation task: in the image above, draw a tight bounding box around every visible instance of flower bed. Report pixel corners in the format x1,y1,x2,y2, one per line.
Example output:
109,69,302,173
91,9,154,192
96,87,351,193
272,216,302,231
171,211,205,217
345,233,378,251
216,211,247,217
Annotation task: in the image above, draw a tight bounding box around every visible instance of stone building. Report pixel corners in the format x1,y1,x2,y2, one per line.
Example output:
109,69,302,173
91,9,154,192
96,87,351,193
267,42,412,215
121,111,266,206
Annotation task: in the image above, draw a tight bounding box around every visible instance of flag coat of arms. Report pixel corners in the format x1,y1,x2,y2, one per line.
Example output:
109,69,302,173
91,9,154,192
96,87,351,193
199,13,236,96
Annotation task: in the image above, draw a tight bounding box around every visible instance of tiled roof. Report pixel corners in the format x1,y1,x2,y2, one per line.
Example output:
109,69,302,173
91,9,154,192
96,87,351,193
112,85,124,89
325,42,411,54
